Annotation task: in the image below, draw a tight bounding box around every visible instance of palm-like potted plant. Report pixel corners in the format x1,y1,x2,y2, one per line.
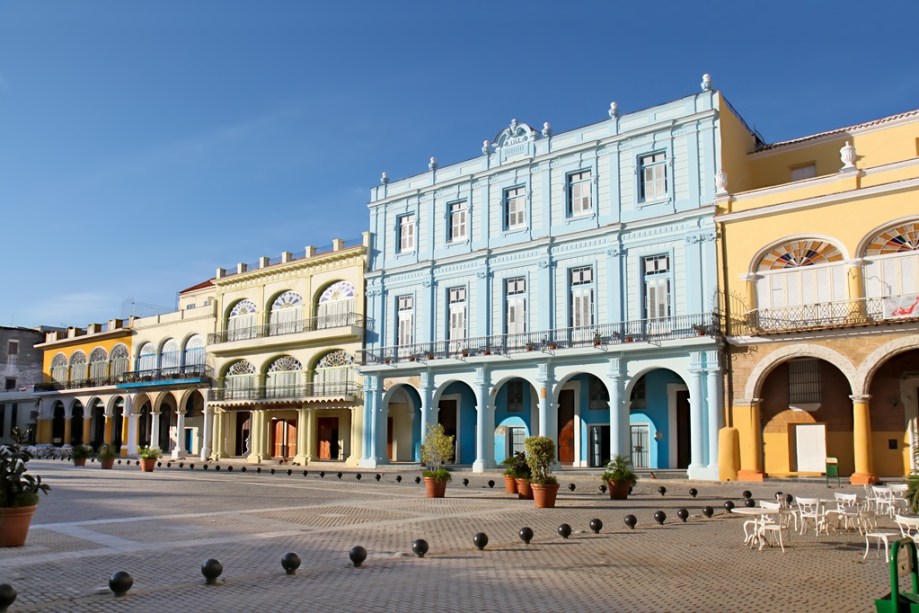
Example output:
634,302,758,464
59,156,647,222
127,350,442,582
524,435,559,508
0,427,51,547
420,424,454,498
96,444,116,469
602,454,637,500
138,446,162,472
71,445,92,467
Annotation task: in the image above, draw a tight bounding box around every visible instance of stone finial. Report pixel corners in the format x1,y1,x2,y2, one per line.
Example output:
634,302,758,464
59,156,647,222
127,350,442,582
608,101,619,119
701,73,712,92
715,169,728,195
840,141,857,171
542,122,551,137
482,139,491,155
380,171,389,185
428,156,437,171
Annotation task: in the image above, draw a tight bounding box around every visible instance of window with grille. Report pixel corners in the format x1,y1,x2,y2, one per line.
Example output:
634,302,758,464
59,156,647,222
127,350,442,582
570,266,594,329
504,186,526,230
643,255,671,319
505,278,527,340
399,214,415,252
449,201,467,242
788,358,822,409
568,169,592,215
448,287,466,347
639,152,668,202
397,295,414,347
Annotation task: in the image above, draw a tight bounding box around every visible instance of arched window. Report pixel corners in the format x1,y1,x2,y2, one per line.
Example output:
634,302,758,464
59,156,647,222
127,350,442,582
266,356,302,398
312,350,353,395
89,347,108,382
183,335,205,372
269,291,302,336
317,281,355,329
160,338,180,374
51,353,68,382
755,239,846,312
863,222,919,308
227,299,258,341
225,360,256,399
70,351,87,382
137,342,156,373
110,345,129,380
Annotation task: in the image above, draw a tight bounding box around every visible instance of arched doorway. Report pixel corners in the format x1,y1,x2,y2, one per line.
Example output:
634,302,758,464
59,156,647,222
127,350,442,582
867,347,919,478
112,398,125,451
760,357,853,476
89,400,105,448
435,381,477,465
51,401,65,446
493,377,538,465
71,402,84,446
628,369,689,470
158,402,175,452
138,401,152,447
383,384,421,462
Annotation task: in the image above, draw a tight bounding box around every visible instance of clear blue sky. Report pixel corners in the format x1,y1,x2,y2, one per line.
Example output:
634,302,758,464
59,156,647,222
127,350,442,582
1,1,917,329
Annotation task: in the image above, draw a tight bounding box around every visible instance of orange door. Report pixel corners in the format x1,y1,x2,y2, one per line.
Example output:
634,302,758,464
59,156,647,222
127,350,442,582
558,389,575,464
318,417,337,460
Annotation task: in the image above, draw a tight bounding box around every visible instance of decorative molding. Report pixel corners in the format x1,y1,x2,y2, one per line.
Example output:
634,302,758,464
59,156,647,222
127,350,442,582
685,232,716,244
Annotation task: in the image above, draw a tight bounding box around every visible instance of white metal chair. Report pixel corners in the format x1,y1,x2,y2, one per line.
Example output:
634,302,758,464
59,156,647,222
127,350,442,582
826,492,860,531
889,484,910,516
895,514,919,543
871,486,896,517
796,497,829,537
756,501,788,552
862,510,898,561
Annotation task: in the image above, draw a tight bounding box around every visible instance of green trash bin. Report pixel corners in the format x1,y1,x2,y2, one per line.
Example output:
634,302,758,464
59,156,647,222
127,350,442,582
875,538,919,612
826,457,840,488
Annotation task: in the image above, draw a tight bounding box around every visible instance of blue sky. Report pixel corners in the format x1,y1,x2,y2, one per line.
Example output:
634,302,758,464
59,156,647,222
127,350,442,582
1,1,917,329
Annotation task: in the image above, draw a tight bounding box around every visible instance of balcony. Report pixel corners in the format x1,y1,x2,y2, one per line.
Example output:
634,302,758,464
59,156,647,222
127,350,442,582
739,294,919,336
207,381,361,403
359,312,720,365
34,365,213,392
207,312,370,351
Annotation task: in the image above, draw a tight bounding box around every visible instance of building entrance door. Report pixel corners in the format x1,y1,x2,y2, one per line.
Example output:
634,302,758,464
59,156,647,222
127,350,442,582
318,417,339,460
558,389,575,464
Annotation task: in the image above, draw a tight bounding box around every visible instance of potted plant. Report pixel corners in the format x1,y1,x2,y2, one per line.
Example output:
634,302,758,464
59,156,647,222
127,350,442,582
96,444,116,469
524,436,559,508
601,454,637,500
420,424,454,498
138,446,162,472
501,452,525,494
71,445,92,467
593,331,603,347
0,427,51,547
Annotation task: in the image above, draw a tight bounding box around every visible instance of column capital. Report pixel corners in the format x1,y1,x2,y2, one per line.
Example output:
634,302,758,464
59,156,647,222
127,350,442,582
849,394,871,403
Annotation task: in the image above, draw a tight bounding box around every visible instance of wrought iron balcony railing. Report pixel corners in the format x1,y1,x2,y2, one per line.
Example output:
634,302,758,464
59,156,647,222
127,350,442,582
739,294,919,335
208,312,370,345
34,365,213,392
207,381,361,402
359,312,720,365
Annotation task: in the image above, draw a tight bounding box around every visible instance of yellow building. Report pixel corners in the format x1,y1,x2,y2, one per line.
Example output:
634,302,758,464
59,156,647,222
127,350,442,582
717,108,919,483
205,234,370,466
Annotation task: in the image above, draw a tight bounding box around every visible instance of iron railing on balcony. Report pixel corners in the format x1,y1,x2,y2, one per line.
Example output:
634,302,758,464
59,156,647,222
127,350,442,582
207,381,361,402
208,312,370,345
358,312,720,365
741,295,919,335
34,365,213,392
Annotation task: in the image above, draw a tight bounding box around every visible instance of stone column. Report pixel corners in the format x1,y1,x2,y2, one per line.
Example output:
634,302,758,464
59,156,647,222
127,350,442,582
419,371,433,444
472,366,492,473
200,403,214,461
150,411,161,449
82,418,91,446
359,375,383,468
172,409,187,459
735,398,764,481
535,363,553,439
706,365,723,470
306,408,318,463
846,260,866,322
850,395,878,485
347,406,362,466
63,406,72,446
103,412,113,445
687,367,705,477
295,407,309,465
124,396,137,455
606,358,626,458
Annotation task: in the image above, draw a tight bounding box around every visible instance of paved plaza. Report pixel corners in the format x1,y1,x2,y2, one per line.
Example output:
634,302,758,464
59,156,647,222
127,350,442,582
0,461,901,612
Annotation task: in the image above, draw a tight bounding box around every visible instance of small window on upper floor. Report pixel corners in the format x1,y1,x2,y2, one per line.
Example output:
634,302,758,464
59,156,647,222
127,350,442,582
504,186,526,231
398,214,415,253
4,378,15,391
567,169,592,216
790,163,817,182
7,341,18,357
448,201,467,243
639,153,668,202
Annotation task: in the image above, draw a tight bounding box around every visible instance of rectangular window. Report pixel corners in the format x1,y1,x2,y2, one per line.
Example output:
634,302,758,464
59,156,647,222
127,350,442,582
505,277,527,344
789,358,822,408
4,378,14,391
508,426,526,455
7,341,18,356
639,152,668,202
568,170,592,215
790,163,817,182
448,287,466,347
448,201,467,242
398,214,415,253
504,186,526,230
643,255,671,319
570,266,594,330
397,295,414,347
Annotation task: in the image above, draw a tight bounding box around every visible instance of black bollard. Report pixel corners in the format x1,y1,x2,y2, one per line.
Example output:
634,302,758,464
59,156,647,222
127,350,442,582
375,474,382,482
349,546,367,568
472,532,488,550
487,479,495,488
519,527,534,544
396,475,402,483
201,559,223,585
689,487,698,498
412,539,429,558
742,490,752,499
0,583,16,611
724,500,735,513
558,523,572,539
677,508,689,522
658,486,667,496
624,514,637,529
356,473,362,480
599,484,607,494
654,510,667,525
281,553,301,575
589,518,603,534
702,506,714,518
463,478,469,487
108,571,133,597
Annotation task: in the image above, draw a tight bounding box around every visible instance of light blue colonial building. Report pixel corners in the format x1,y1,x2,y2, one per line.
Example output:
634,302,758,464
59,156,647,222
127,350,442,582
359,76,725,480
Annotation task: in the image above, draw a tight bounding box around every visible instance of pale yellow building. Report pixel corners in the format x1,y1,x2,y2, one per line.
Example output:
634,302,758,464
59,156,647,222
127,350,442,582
717,108,919,484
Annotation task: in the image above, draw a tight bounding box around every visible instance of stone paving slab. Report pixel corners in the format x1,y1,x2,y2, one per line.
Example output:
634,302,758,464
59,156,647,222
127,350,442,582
0,461,905,612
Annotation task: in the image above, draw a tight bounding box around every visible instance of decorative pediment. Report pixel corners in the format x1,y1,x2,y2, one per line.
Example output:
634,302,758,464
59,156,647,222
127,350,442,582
492,119,538,150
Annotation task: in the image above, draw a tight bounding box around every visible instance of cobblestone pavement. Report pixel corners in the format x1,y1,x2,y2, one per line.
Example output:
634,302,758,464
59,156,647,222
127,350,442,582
0,460,903,612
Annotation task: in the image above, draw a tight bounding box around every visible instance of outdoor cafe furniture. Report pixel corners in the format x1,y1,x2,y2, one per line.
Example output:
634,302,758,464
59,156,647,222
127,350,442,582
735,502,790,552
862,509,899,561
825,492,860,531
795,497,830,537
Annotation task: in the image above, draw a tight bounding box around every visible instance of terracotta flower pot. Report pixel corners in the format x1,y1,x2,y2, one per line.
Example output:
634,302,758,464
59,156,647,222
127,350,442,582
503,475,518,494
0,505,37,547
424,477,447,498
72,457,87,467
531,482,560,509
140,458,157,473
100,458,115,470
515,478,533,500
607,480,632,500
